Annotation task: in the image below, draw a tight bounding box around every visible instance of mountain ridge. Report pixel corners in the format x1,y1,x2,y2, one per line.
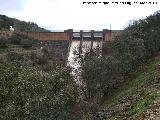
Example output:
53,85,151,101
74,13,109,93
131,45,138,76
0,14,50,32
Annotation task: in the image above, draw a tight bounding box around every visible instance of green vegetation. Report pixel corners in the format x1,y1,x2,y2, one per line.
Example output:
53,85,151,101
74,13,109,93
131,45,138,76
10,32,33,48
0,14,50,32
100,59,160,119
81,10,160,98
0,48,7,53
0,61,78,120
0,15,12,30
0,36,78,120
0,25,78,119
80,10,160,119
0,36,8,54
0,36,7,48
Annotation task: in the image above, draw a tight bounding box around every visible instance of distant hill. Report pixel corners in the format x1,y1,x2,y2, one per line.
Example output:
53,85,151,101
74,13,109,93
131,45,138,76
0,14,50,32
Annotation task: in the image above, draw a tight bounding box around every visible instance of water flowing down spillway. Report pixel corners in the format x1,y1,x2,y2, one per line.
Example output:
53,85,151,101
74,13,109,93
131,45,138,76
67,40,102,86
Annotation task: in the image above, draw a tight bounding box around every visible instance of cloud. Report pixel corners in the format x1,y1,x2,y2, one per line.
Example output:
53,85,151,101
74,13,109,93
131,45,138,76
0,0,26,13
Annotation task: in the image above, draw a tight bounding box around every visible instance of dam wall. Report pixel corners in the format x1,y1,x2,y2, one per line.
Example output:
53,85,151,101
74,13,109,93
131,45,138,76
20,29,122,63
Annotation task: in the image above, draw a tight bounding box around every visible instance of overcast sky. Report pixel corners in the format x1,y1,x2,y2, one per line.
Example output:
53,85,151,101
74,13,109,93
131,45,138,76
0,0,160,30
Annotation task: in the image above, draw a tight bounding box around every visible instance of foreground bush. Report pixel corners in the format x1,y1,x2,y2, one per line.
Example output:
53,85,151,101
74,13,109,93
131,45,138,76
0,62,78,119
81,56,123,101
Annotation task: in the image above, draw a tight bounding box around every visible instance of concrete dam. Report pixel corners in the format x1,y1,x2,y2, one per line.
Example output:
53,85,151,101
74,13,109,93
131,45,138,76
22,29,122,64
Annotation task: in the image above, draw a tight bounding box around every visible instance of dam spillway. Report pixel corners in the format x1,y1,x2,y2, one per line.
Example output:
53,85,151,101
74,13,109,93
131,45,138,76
21,29,122,63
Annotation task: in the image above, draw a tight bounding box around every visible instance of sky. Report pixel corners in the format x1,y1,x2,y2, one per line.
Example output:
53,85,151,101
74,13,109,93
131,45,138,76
0,0,160,30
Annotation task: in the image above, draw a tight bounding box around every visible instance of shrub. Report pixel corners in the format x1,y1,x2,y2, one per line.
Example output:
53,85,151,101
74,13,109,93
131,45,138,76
10,33,33,48
6,51,37,67
41,47,49,55
10,33,22,44
0,36,7,48
7,51,29,62
37,54,49,65
81,56,122,99
0,62,78,119
21,38,33,48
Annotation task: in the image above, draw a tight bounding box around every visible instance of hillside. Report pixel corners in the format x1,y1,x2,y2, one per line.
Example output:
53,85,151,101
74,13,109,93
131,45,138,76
93,56,160,119
0,14,50,32
0,14,50,58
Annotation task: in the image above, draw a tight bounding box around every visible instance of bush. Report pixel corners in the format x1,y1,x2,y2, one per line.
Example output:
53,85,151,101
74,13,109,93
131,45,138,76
10,33,33,48
21,38,33,48
36,54,49,65
6,51,50,67
0,62,78,119
0,36,7,48
7,51,31,63
10,33,22,44
41,47,49,55
6,51,38,67
81,56,122,99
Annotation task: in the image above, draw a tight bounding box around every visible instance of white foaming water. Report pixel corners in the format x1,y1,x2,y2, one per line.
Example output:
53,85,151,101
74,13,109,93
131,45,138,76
67,40,102,85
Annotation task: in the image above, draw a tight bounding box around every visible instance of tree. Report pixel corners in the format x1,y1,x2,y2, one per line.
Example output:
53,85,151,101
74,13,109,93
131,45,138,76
0,14,50,32
81,56,122,99
81,10,160,102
